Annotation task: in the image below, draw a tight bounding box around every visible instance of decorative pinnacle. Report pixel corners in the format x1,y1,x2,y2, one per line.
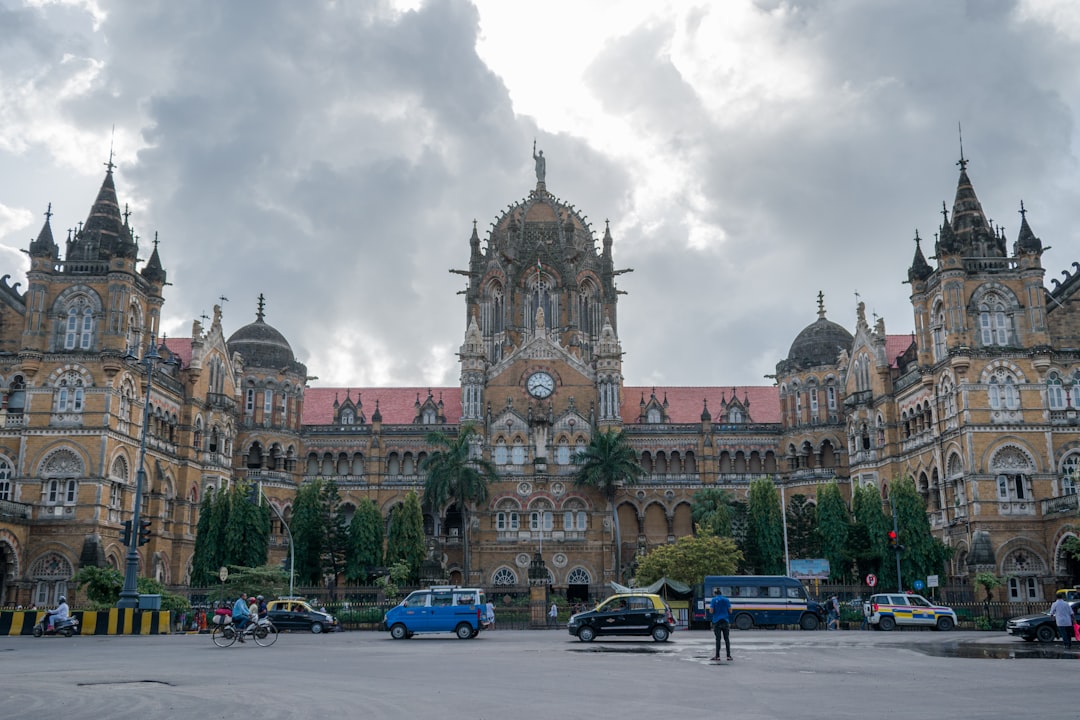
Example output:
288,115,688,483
256,293,266,322
1019,200,1027,219
817,291,826,319
44,203,52,221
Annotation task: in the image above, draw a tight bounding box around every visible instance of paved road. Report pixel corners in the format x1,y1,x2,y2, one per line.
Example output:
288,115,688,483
1,629,1073,719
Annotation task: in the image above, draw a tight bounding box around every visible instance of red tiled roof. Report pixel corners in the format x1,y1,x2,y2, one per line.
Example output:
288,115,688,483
163,338,193,369
300,385,780,426
885,334,915,368
622,386,780,424
303,387,462,425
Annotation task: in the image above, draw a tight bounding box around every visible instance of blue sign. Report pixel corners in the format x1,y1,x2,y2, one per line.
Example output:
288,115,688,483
913,579,925,591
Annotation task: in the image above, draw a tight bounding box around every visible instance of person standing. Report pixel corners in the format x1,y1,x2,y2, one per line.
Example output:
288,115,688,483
548,601,558,627
827,595,840,630
1049,596,1074,648
708,587,733,662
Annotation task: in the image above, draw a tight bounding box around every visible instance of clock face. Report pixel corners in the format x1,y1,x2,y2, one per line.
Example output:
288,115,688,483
527,371,555,399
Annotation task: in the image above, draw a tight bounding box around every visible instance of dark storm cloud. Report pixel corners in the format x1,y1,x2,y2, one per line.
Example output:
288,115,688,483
582,0,1080,386
1,0,1078,389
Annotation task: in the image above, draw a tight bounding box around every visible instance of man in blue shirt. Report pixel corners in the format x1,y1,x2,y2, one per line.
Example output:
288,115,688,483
232,592,251,642
708,587,733,662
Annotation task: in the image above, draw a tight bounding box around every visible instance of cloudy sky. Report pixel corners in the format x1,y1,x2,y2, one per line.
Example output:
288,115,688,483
2,0,1079,391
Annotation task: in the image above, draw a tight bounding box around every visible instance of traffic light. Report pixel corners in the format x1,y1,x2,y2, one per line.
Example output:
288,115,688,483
887,530,898,549
120,519,133,546
138,519,152,546
245,483,260,505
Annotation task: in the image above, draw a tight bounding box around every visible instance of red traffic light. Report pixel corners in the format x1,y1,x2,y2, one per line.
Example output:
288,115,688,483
887,531,897,540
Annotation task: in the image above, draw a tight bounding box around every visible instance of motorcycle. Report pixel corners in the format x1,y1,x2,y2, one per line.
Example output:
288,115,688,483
32,614,80,638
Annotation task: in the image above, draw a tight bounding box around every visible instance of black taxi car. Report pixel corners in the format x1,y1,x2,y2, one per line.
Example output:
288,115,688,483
1006,600,1080,643
567,592,676,642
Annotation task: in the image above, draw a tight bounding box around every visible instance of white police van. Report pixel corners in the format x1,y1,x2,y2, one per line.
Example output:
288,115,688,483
383,586,488,639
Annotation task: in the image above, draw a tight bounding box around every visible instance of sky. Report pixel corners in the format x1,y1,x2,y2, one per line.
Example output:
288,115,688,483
1,0,1079,392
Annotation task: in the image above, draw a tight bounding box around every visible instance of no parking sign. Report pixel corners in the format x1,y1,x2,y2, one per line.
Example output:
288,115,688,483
865,573,877,587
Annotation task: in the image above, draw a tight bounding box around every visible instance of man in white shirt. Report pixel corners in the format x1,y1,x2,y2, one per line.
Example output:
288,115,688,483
45,595,69,631
1049,596,1075,648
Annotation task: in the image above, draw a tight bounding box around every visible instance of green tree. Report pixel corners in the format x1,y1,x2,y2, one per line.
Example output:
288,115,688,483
206,564,290,603
850,484,890,586
816,482,851,581
189,491,222,586
1063,536,1080,561
889,477,952,589
745,477,785,575
72,566,190,611
786,493,819,560
635,534,742,586
223,481,270,569
691,488,736,537
421,423,498,582
319,479,350,580
573,429,645,581
385,491,426,582
346,498,384,582
292,479,325,585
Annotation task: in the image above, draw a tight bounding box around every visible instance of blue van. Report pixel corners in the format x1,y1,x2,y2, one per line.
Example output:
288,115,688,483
384,586,488,639
694,575,825,631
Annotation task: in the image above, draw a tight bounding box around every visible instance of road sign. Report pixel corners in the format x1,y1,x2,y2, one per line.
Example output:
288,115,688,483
866,573,877,587
913,579,925,591
218,566,229,582
927,574,939,588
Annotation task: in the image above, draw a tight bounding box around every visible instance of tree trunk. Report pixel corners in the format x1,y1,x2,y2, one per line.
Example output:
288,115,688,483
463,505,470,583
611,497,621,583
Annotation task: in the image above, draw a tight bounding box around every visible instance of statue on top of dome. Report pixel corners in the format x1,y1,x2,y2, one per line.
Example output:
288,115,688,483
533,139,546,184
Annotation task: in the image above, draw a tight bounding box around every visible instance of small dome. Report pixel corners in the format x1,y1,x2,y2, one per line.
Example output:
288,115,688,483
227,318,295,370
785,317,853,370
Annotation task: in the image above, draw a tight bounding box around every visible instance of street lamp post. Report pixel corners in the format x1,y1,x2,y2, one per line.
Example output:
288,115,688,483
117,338,161,609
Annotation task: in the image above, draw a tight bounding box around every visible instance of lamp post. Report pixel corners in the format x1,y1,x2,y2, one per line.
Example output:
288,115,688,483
117,337,161,609
263,490,295,598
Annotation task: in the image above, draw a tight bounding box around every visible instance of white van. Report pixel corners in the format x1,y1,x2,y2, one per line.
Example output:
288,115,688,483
383,586,487,639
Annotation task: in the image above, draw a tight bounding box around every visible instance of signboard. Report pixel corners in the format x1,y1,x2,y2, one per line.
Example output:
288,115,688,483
865,573,878,587
913,579,925,591
789,558,831,580
927,574,939,588
218,566,229,582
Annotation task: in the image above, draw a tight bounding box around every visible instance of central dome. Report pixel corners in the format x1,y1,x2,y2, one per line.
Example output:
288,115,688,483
227,308,296,370
784,316,853,370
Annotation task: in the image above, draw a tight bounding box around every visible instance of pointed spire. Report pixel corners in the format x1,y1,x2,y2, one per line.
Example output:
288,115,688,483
950,154,995,256
372,399,382,422
141,231,167,284
936,201,959,255
816,291,826,320
255,293,266,322
1015,200,1042,254
908,230,932,282
701,399,711,422
70,165,134,262
29,203,58,258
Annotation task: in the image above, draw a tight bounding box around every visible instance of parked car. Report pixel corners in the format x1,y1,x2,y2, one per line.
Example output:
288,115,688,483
383,586,488,640
567,592,675,642
1006,600,1080,642
863,593,956,631
266,599,338,633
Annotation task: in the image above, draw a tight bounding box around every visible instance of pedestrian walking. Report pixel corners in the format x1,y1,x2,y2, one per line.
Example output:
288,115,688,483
827,595,840,630
548,601,558,627
1049,596,1074,648
707,587,733,662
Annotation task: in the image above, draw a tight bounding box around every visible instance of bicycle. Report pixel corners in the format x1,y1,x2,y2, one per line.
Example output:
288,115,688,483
211,617,278,647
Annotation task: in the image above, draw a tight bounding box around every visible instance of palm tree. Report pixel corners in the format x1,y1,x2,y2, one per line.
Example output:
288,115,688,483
572,428,645,582
421,423,498,584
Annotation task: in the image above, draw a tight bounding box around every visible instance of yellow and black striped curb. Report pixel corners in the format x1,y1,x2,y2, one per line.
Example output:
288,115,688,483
0,609,171,635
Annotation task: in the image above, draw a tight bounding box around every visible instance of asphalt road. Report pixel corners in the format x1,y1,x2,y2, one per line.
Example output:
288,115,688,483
1,628,1074,719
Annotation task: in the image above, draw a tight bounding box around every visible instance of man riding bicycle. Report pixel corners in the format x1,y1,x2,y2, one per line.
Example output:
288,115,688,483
231,592,251,642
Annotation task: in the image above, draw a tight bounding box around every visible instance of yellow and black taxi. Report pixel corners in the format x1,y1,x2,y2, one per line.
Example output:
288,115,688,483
863,593,956,631
567,592,675,642
265,598,338,634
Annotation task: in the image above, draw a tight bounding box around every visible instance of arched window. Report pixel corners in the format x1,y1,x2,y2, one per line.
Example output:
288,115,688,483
931,302,946,361
556,439,570,465
341,409,355,425
646,407,661,424
566,567,591,585
1060,454,1079,496
978,292,1010,347
1047,372,1066,410
54,371,85,413
494,439,508,465
491,567,517,586
991,446,1033,501
988,370,1020,411
511,439,525,465
30,552,73,607
65,300,95,350
0,457,11,501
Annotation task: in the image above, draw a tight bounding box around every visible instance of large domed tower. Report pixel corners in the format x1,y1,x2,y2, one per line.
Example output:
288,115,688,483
775,292,852,484
228,294,307,498
454,148,630,464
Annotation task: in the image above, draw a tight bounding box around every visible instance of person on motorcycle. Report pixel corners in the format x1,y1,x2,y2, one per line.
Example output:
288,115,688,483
231,593,251,642
45,595,70,631
256,595,268,620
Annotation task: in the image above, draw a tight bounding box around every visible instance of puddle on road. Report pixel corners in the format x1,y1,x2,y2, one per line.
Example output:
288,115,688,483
567,645,672,654
915,643,1080,661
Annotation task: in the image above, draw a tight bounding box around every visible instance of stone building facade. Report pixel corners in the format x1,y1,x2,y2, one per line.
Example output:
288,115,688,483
0,154,1077,606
